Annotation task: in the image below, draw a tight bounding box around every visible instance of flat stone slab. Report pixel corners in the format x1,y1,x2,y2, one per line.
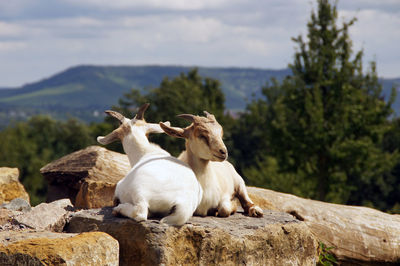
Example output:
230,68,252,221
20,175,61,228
67,208,318,265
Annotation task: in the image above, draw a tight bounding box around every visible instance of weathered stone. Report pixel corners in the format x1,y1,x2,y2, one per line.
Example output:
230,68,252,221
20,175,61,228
75,180,116,209
0,231,119,265
1,198,31,212
14,199,73,232
47,198,73,210
0,209,27,231
40,146,130,208
248,187,400,265
0,168,30,204
67,207,318,266
0,209,14,227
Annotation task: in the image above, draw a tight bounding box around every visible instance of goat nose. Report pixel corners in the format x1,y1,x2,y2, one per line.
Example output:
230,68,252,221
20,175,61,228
219,149,226,155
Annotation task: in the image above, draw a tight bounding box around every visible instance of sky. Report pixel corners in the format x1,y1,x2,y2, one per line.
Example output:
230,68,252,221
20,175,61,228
0,0,399,88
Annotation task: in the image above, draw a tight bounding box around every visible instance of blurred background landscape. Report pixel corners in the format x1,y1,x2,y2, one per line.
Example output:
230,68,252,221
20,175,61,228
0,65,399,128
0,66,292,127
1,0,400,214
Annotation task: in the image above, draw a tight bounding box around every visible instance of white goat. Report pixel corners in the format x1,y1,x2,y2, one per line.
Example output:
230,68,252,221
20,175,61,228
97,103,202,226
160,111,263,218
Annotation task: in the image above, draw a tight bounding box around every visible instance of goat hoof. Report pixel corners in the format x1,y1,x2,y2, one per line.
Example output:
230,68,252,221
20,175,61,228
249,206,263,217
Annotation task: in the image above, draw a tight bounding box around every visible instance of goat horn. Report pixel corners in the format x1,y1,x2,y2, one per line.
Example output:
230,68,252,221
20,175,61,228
203,111,216,120
177,114,196,122
135,103,150,120
203,111,212,117
105,110,125,122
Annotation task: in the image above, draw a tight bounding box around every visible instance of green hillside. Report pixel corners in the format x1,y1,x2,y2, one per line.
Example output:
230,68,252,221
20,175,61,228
0,65,290,125
0,65,398,127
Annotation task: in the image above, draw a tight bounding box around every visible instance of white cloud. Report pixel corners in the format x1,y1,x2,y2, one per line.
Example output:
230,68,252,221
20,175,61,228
0,21,25,37
339,0,400,12
0,41,26,51
117,16,225,44
340,8,400,77
64,0,235,11
0,1,32,16
0,0,399,87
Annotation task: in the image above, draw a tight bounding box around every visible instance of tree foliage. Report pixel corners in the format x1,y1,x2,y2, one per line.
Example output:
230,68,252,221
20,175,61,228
233,0,398,207
108,68,232,156
380,118,400,212
0,116,97,205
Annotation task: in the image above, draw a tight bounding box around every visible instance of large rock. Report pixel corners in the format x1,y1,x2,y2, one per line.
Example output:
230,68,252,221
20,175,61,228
0,230,119,265
248,187,400,265
40,146,130,208
66,207,318,266
14,199,72,232
0,168,30,204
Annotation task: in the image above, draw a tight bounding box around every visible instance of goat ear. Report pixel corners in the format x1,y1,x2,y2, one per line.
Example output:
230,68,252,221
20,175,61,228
160,122,186,138
97,129,120,145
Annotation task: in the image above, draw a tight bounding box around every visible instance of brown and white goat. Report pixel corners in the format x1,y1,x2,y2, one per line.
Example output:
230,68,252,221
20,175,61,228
160,111,263,218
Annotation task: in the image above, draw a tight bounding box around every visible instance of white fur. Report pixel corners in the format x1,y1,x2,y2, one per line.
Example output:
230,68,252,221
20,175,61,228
115,152,202,225
97,110,202,226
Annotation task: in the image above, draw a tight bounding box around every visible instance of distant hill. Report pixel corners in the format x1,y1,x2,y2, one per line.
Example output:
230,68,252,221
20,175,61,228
0,65,398,127
0,65,291,126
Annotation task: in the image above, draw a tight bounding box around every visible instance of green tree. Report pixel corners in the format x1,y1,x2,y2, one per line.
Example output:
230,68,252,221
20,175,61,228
0,116,96,205
109,68,231,156
380,118,400,213
233,0,397,206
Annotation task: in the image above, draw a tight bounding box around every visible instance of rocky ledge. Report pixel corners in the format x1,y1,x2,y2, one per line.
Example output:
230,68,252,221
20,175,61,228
5,146,400,265
0,199,119,265
66,207,318,265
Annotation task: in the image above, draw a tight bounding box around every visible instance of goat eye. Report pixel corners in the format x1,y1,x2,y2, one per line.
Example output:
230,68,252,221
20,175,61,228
199,135,208,143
